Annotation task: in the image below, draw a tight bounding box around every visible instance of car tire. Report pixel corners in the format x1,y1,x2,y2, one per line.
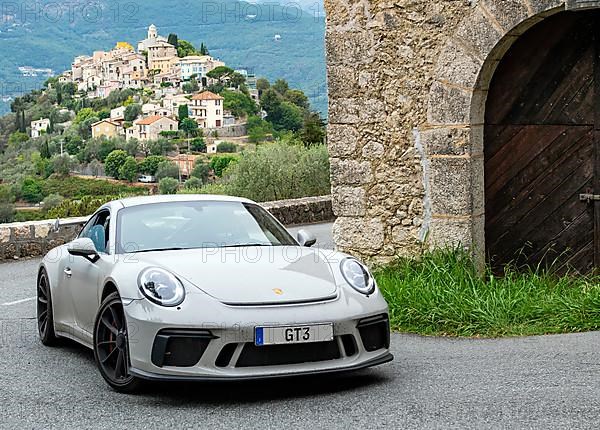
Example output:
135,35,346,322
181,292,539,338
93,292,144,393
37,269,60,346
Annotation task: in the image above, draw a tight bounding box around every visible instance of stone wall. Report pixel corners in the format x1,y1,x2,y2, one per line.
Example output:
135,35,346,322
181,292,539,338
0,196,334,261
324,0,566,263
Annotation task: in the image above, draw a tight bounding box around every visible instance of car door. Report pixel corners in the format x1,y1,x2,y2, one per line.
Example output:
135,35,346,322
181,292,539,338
66,209,111,335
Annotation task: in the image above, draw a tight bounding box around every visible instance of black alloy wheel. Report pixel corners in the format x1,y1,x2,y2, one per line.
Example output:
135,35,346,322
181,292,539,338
93,292,143,393
37,269,59,346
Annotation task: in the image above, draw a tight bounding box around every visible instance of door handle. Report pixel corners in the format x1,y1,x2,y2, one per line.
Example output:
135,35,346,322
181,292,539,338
64,267,72,278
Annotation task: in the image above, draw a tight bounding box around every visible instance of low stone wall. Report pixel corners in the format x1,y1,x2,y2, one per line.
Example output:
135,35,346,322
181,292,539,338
205,123,247,138
262,195,334,227
0,196,334,261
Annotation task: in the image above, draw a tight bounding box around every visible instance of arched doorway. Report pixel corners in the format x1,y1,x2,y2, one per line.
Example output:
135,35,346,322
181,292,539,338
485,11,600,273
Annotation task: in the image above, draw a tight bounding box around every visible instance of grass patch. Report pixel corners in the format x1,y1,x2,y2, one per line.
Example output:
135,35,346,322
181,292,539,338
375,249,600,338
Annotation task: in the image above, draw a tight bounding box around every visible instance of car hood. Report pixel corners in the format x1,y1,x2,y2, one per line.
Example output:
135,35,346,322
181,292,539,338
137,246,338,305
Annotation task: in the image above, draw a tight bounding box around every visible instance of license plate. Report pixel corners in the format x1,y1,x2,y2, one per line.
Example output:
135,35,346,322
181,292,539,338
255,323,334,346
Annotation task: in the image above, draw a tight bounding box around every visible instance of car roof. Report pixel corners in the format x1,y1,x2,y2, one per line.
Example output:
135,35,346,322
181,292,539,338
116,194,256,208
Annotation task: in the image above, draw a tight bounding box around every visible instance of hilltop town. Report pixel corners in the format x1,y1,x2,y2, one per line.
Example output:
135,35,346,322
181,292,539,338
0,25,328,223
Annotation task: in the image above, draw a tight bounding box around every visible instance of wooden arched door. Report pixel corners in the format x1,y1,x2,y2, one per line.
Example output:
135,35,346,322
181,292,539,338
485,11,600,273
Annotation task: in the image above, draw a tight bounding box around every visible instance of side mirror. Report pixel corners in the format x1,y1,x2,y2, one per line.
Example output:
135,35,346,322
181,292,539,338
68,237,100,262
53,218,60,233
297,229,317,248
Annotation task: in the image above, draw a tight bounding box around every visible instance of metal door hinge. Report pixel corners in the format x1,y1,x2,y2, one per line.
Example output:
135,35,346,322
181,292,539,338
580,193,600,203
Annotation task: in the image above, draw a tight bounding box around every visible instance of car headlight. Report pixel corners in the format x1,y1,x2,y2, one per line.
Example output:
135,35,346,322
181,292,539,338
340,258,375,295
138,267,185,307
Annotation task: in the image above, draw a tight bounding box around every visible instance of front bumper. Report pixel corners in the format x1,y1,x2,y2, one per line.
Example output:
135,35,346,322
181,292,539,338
124,289,392,380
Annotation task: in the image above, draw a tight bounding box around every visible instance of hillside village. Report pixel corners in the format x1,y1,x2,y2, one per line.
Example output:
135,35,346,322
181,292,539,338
0,25,328,223
43,25,259,147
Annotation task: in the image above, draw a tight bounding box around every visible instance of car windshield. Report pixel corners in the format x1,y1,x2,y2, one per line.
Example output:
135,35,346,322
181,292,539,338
116,201,297,253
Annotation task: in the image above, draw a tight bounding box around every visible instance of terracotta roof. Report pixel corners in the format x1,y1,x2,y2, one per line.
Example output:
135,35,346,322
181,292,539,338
134,115,176,125
191,91,224,100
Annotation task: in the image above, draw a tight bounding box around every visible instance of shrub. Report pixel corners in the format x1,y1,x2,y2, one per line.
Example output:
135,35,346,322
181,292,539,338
0,203,15,223
51,154,73,176
41,177,147,199
104,149,128,179
155,160,179,181
21,177,44,203
190,159,209,183
217,141,237,153
184,177,203,189
210,155,237,177
158,177,179,195
42,193,64,210
190,137,206,153
225,143,330,202
48,195,121,218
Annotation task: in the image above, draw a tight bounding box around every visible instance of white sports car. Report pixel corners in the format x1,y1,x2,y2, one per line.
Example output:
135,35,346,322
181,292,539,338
37,195,392,392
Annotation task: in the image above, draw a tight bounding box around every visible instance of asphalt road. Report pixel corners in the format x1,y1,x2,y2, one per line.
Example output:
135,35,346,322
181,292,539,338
1,223,600,429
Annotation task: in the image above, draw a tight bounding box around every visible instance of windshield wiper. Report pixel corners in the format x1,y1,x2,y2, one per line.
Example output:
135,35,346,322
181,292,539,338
133,247,187,254
222,243,272,248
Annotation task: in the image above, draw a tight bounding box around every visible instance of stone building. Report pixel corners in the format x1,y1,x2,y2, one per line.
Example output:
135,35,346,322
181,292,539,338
325,0,600,272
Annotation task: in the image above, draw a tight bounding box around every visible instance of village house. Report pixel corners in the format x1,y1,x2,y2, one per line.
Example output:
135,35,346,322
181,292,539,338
163,94,193,117
30,118,51,138
206,142,217,154
189,91,224,128
126,115,178,141
110,106,127,120
169,154,199,178
179,55,225,84
91,119,123,139
147,41,178,73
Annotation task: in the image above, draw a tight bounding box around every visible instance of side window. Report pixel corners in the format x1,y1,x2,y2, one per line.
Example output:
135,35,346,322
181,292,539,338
79,210,111,254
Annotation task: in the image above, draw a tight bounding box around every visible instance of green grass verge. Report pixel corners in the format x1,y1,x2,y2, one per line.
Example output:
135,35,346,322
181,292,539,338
375,249,600,338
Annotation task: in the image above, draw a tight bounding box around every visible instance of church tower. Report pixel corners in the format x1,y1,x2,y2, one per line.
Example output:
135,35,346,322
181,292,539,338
148,24,158,40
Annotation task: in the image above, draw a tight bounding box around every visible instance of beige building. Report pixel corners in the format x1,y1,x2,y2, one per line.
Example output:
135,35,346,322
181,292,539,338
31,118,51,138
190,91,224,128
91,119,122,139
137,24,168,53
126,115,178,141
147,41,178,72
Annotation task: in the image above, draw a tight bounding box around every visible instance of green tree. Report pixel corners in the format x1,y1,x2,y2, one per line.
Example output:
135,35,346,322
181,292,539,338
272,79,290,95
124,104,142,122
222,90,258,118
159,177,179,194
178,104,189,120
206,66,234,84
119,156,138,182
97,109,111,120
177,40,198,58
182,79,200,94
51,154,72,176
138,155,166,175
155,160,179,181
191,159,210,183
167,33,179,47
180,117,199,137
104,149,129,178
300,112,326,147
247,116,273,144
210,155,237,177
73,108,96,125
8,131,29,149
217,142,237,153
256,78,270,95
199,42,209,55
190,137,206,153
147,138,174,156
284,89,310,111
